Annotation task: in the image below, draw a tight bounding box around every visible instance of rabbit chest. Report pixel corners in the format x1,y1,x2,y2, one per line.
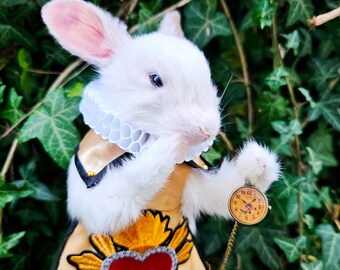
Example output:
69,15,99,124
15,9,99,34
57,130,208,270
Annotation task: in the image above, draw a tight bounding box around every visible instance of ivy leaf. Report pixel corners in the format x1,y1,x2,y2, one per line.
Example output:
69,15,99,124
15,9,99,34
0,181,34,210
0,87,24,125
274,236,307,262
201,147,222,164
17,48,31,69
298,87,316,108
265,67,289,91
301,261,324,270
0,23,36,50
286,0,314,26
256,92,290,123
307,130,337,169
309,59,339,91
273,173,305,200
253,0,276,29
315,224,340,269
184,0,231,48
0,84,5,104
0,0,28,7
0,232,25,258
18,89,81,169
282,30,300,56
299,28,312,57
235,222,284,269
310,93,340,131
306,147,323,175
272,119,302,151
136,0,162,34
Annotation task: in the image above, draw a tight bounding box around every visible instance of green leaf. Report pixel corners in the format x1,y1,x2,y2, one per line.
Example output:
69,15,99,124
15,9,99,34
136,0,162,34
272,120,302,151
0,0,28,7
309,59,339,91
319,186,332,206
0,181,34,210
253,0,276,29
307,129,337,168
0,232,25,258
286,0,314,26
235,117,248,139
265,67,289,91
306,147,323,174
303,214,315,229
299,28,312,57
310,93,340,131
18,89,81,169
282,30,300,56
256,92,290,122
201,147,222,164
0,23,36,50
0,85,5,104
184,0,231,48
301,261,324,270
67,82,84,97
315,224,340,269
274,236,307,262
298,87,316,108
273,174,305,200
0,87,24,125
17,48,31,69
236,223,284,269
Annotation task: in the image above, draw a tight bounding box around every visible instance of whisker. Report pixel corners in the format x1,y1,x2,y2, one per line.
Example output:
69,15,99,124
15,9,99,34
219,73,233,102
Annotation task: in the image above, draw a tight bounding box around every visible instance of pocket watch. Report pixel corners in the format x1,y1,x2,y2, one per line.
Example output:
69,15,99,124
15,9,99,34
228,181,270,225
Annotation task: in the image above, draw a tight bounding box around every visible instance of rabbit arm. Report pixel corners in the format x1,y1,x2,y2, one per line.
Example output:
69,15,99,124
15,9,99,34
67,136,180,234
181,141,280,233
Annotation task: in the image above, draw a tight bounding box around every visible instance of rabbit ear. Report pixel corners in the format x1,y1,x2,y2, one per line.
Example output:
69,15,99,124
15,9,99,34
41,0,131,67
158,11,184,38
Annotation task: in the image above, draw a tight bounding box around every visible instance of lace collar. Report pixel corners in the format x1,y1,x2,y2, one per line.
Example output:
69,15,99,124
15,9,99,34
79,82,214,162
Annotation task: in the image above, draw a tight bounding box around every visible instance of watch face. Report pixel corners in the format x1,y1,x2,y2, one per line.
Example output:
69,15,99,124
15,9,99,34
229,186,268,225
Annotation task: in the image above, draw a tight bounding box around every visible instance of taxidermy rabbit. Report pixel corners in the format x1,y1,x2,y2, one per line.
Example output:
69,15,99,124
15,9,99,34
42,0,280,269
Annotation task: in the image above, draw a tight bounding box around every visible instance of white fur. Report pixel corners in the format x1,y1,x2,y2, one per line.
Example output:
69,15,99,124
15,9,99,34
42,0,281,235
182,141,280,233
67,135,182,234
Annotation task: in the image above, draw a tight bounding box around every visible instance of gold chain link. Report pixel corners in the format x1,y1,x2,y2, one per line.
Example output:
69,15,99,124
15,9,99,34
219,221,239,270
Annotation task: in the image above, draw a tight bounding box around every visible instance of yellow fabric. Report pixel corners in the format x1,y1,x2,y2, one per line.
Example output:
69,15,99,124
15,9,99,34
57,131,207,269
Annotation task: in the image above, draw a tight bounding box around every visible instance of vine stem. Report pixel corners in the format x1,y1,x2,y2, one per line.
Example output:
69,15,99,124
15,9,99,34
0,138,19,232
272,12,304,237
220,0,253,137
0,59,83,139
128,0,192,33
219,131,234,152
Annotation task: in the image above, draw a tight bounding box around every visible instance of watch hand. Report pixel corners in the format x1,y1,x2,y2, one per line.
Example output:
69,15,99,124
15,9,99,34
246,198,256,207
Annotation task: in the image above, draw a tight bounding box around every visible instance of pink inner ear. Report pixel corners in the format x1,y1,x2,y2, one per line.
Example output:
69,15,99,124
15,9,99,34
45,1,111,59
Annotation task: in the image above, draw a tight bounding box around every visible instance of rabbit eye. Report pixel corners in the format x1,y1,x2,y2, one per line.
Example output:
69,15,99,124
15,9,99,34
149,73,163,88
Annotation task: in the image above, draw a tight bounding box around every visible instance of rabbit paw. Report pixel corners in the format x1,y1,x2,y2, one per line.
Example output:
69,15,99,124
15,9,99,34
235,141,280,191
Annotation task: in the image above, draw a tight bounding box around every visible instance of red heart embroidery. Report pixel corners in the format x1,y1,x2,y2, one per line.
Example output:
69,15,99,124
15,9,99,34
101,247,178,270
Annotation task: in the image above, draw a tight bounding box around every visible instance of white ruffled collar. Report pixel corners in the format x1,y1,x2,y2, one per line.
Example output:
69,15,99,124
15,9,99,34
79,82,214,162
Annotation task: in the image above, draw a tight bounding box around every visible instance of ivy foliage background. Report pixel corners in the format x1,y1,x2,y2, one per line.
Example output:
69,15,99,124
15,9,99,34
0,0,339,269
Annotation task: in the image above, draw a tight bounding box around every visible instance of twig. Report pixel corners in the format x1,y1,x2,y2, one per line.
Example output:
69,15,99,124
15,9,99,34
272,10,305,243
129,0,192,33
219,131,234,152
1,139,18,181
220,0,253,137
0,138,19,232
308,7,340,27
26,68,61,75
0,59,83,139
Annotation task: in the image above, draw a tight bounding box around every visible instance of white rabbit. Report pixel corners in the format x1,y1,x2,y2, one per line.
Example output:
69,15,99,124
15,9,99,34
42,0,280,269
